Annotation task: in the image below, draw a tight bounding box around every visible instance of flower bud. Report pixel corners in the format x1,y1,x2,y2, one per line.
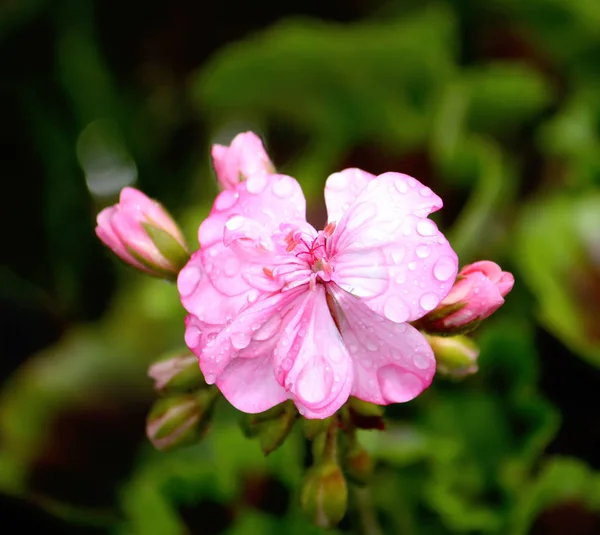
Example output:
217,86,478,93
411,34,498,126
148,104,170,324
343,440,373,486
211,131,275,190
146,390,217,451
148,351,205,394
417,261,514,334
300,460,348,528
425,334,480,378
96,187,189,279
240,401,297,455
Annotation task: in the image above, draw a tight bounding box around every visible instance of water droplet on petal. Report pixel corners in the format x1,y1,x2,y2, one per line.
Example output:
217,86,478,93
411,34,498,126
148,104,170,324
246,173,268,194
395,180,408,193
178,266,202,297
282,357,293,371
184,326,201,348
365,338,378,352
416,219,437,237
420,186,433,197
391,248,405,264
433,256,455,282
363,357,373,367
414,351,432,370
377,366,423,402
223,256,240,276
247,289,259,303
231,331,250,350
420,292,439,311
225,215,245,231
408,262,417,271
204,373,216,384
383,296,410,323
294,356,334,405
416,244,431,258
214,190,238,211
272,175,295,198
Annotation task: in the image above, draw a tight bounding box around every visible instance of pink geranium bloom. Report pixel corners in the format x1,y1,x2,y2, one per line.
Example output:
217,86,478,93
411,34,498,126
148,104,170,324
96,187,188,278
178,168,458,418
211,131,275,190
420,261,514,333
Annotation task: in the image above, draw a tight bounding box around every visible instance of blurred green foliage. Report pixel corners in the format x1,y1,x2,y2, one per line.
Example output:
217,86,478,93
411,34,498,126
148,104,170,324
2,0,600,533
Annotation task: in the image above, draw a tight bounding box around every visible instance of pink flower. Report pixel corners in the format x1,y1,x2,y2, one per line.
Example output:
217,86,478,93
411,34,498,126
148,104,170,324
178,168,458,418
418,260,514,334
96,187,189,278
211,131,275,190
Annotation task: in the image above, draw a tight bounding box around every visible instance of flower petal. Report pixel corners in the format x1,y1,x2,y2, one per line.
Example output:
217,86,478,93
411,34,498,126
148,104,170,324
198,173,306,248
273,285,353,419
178,252,251,325
324,168,376,223
216,353,288,414
329,172,458,322
327,283,435,405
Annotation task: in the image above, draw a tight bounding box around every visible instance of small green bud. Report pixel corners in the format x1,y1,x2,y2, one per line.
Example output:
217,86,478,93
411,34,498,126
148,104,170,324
425,334,480,378
146,389,217,451
344,441,373,486
148,351,205,394
300,460,348,528
240,401,297,455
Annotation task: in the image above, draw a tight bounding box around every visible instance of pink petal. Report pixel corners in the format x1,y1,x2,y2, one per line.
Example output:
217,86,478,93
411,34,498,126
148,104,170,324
216,354,288,414
273,285,353,419
178,252,251,326
198,173,306,248
328,172,458,322
327,283,435,405
324,168,376,223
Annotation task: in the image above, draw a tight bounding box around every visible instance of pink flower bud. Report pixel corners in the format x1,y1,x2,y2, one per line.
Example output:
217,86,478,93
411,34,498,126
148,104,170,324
95,187,189,279
418,261,514,334
211,131,275,190
148,351,205,394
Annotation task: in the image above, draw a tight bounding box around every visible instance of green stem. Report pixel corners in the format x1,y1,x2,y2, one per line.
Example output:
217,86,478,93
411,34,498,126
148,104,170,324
352,485,383,535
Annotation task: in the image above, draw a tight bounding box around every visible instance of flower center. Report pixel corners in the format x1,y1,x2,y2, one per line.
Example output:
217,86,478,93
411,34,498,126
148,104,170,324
284,222,336,287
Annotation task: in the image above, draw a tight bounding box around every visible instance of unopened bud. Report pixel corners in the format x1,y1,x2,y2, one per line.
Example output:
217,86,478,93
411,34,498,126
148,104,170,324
146,390,217,451
344,441,374,486
425,334,480,378
417,261,514,335
240,401,297,455
211,131,275,190
96,187,189,280
300,460,348,528
148,351,205,394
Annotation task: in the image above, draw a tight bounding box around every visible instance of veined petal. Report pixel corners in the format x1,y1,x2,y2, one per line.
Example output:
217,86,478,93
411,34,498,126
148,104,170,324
198,173,306,248
324,168,376,223
273,285,353,419
178,252,252,325
329,172,458,322
216,352,288,414
327,283,435,405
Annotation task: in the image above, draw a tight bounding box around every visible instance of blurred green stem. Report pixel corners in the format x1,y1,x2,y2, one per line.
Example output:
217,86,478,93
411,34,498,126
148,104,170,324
352,485,382,535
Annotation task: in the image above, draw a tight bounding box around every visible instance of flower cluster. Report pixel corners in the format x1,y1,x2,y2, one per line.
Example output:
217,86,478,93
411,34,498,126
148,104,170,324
96,131,514,421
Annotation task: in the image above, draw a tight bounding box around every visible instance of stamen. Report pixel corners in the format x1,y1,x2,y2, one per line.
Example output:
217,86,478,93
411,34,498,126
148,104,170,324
323,221,336,237
263,267,274,279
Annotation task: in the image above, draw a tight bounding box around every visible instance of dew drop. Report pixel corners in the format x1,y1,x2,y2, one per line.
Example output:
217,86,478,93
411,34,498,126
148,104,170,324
420,292,439,311
433,256,455,282
272,175,295,198
225,215,245,231
416,219,437,237
184,326,201,348
246,173,268,194
420,186,433,197
408,261,417,271
414,352,432,370
281,357,293,371
254,313,282,341
391,248,405,264
295,356,333,404
363,357,373,368
231,331,250,350
178,266,202,297
383,296,410,323
377,366,423,403
223,256,240,276
416,244,431,259
214,190,238,211
395,180,408,193
247,289,259,303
